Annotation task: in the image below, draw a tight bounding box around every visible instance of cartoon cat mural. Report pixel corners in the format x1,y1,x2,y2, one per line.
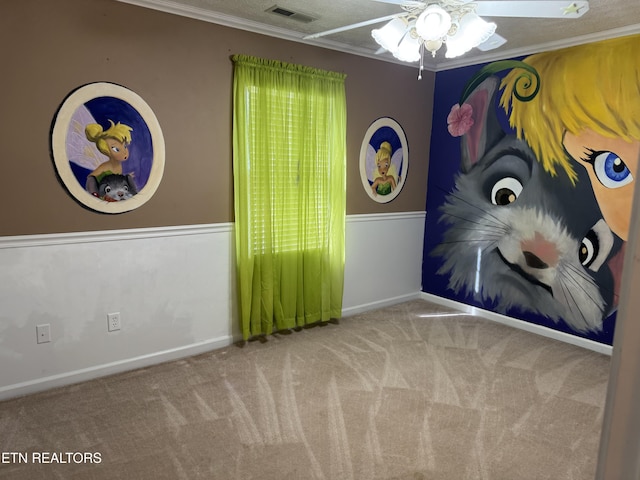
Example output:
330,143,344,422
97,173,138,202
430,74,624,334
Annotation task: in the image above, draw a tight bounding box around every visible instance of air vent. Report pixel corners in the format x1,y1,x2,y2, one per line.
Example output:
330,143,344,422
266,5,316,23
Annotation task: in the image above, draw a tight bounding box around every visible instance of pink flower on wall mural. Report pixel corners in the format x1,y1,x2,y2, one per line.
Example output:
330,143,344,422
447,103,474,137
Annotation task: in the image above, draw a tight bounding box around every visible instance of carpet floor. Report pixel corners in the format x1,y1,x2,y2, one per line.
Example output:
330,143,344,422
0,300,610,479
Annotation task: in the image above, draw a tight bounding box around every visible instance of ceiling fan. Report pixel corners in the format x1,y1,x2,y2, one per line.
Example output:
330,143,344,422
303,0,589,64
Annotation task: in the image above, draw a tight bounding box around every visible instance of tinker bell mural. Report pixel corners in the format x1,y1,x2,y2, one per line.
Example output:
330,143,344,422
425,34,640,344
51,82,165,214
359,117,408,203
81,118,138,202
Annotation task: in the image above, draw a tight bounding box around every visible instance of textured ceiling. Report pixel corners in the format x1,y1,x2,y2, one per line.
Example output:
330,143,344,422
117,0,640,70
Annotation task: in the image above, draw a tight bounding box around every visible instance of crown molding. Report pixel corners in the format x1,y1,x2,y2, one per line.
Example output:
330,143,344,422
116,0,640,72
115,0,406,66
436,23,640,71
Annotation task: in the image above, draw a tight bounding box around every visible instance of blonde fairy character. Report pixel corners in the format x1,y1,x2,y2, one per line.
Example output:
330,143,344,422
84,119,134,196
499,35,640,241
370,141,400,196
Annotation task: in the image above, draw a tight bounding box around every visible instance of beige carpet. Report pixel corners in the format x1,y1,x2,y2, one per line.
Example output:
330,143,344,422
0,300,610,479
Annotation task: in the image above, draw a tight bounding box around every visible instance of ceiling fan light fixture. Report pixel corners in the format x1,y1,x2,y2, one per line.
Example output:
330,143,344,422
307,0,592,73
445,12,496,58
415,5,452,41
371,17,407,53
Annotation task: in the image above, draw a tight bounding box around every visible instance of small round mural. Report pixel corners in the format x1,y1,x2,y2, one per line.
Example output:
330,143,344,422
51,82,165,214
359,117,408,203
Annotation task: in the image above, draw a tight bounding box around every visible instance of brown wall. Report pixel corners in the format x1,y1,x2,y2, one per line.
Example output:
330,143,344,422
1,0,434,236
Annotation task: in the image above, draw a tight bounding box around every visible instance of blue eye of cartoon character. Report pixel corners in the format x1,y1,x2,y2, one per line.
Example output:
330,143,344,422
592,151,633,189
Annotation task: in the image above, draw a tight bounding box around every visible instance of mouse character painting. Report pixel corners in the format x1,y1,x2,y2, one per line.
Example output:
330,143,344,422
423,42,636,345
97,173,138,202
51,82,165,214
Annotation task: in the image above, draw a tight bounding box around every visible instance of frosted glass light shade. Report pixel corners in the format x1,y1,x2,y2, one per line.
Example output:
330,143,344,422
372,18,407,53
415,5,451,41
445,13,496,58
393,29,421,63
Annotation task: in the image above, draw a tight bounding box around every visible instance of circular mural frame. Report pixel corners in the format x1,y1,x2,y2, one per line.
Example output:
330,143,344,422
51,82,165,214
359,116,408,203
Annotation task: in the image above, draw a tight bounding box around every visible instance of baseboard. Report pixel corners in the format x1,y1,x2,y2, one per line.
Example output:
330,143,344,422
420,292,613,356
1,292,612,401
342,292,422,317
0,335,234,402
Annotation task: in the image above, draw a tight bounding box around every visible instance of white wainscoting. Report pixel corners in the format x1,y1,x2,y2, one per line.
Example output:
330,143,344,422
342,211,426,315
0,212,427,400
0,224,238,401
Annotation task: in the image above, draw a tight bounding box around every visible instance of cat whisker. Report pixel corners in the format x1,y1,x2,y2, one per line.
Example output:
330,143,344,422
440,190,511,231
558,267,603,309
438,212,509,233
442,226,507,237
555,269,604,331
563,261,599,285
435,239,501,248
563,262,613,302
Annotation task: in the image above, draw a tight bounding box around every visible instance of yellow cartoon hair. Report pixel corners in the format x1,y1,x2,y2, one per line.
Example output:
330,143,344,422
499,34,640,183
85,120,133,156
375,142,392,164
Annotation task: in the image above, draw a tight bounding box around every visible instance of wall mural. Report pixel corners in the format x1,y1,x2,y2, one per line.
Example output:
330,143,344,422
359,117,408,203
423,35,640,345
51,82,165,214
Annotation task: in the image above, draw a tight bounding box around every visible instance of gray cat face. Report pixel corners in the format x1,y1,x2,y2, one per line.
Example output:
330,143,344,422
98,174,137,202
431,77,622,333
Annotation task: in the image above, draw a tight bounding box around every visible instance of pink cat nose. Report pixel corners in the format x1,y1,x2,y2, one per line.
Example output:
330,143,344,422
520,232,559,269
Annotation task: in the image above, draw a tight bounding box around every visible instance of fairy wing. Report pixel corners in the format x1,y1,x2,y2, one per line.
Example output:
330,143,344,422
391,147,404,181
65,104,104,171
365,144,377,183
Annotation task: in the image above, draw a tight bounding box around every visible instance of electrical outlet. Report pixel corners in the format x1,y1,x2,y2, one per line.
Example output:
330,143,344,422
107,312,121,332
36,324,51,344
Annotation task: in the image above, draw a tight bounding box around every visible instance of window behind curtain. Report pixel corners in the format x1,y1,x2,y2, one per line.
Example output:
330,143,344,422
247,86,329,254
232,55,347,340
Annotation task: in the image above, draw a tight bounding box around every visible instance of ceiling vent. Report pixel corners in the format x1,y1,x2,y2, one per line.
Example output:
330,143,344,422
266,5,316,23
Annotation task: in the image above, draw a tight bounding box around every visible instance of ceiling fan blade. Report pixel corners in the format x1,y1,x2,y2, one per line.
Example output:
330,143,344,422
476,32,507,51
370,0,477,6
303,13,401,39
369,0,425,6
474,1,589,19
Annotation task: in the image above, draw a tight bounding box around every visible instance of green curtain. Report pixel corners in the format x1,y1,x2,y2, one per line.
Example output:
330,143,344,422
231,55,347,340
